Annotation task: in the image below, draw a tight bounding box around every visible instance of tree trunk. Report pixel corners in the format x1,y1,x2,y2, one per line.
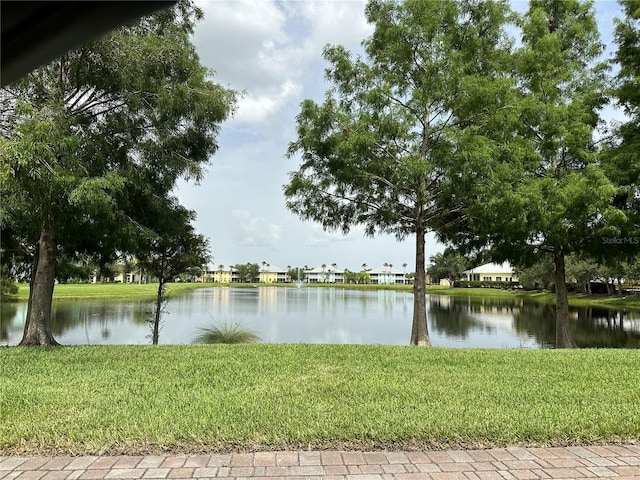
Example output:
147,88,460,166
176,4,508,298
22,245,39,338
152,279,165,345
605,281,613,295
410,223,431,346
553,246,576,349
19,217,60,346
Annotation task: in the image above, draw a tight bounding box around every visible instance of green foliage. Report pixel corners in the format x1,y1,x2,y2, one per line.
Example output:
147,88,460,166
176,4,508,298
193,322,260,344
55,254,96,284
515,258,556,290
137,202,210,284
427,250,469,287
602,0,640,261
441,0,616,263
565,255,600,293
1,345,639,453
285,0,513,345
134,200,210,344
0,1,236,344
0,266,18,296
434,0,620,348
342,269,372,284
233,263,260,283
457,280,517,290
287,267,302,282
285,0,514,238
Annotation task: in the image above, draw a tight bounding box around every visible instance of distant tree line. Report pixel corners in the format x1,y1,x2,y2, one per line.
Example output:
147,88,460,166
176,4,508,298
426,250,640,294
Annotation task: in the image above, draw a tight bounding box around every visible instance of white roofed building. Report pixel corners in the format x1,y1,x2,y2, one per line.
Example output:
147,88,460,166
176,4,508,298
305,265,343,283
463,262,517,283
369,265,408,285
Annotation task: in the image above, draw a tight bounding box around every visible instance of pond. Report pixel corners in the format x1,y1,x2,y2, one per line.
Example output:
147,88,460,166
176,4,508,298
2,287,639,348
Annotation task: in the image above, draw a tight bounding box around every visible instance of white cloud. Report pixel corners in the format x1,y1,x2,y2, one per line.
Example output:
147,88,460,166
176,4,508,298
193,0,371,129
304,224,363,246
294,1,371,51
193,0,290,89
234,80,302,126
231,209,282,247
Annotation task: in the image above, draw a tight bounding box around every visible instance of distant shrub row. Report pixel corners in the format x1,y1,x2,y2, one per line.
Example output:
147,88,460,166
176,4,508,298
457,281,519,290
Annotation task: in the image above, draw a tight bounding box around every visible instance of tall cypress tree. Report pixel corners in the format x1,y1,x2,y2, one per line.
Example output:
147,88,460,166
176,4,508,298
284,0,513,345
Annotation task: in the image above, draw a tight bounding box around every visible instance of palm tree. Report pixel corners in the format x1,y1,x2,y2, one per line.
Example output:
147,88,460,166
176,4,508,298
217,264,224,282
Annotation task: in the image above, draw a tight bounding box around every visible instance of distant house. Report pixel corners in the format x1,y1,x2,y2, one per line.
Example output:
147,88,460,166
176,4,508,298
90,263,145,284
259,264,289,283
199,265,238,283
463,262,517,283
306,265,343,283
368,265,408,285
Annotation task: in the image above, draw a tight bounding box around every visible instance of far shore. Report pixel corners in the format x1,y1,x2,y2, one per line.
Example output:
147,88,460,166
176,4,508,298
3,282,639,310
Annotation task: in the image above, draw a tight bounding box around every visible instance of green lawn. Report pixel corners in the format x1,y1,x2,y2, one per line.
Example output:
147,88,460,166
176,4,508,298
425,287,640,309
1,345,638,455
8,282,214,301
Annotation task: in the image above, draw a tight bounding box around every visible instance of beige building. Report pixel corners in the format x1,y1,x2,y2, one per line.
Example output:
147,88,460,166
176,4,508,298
258,264,289,283
199,265,237,283
463,262,517,283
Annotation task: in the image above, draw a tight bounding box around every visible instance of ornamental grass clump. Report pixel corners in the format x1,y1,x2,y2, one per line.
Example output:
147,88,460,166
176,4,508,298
194,322,260,344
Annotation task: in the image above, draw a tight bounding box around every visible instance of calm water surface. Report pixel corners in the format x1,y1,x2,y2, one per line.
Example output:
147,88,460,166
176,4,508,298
2,287,639,348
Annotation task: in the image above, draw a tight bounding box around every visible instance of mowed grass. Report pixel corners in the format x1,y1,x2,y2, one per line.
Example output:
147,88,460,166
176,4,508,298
1,345,638,455
9,282,214,301
425,287,640,309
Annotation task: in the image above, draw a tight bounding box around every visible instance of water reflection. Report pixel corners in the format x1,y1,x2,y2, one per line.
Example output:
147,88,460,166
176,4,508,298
512,301,556,348
575,308,640,348
1,288,639,348
1,303,18,340
428,296,493,338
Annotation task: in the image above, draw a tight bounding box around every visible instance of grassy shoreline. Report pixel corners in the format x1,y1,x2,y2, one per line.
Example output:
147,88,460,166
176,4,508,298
1,345,638,455
3,282,639,310
425,287,640,310
5,282,211,302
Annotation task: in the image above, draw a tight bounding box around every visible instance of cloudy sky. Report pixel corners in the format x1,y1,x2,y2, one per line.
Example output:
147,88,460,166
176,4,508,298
176,0,624,272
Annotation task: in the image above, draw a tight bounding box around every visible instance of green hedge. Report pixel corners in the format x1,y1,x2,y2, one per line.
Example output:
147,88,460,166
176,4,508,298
458,280,519,289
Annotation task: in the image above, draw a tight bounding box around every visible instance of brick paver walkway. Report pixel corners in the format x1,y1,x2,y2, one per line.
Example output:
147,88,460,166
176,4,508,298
1,445,639,480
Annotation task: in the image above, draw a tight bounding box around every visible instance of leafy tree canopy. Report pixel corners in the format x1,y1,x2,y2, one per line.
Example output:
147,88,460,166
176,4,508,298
284,0,514,345
427,250,469,287
0,0,237,345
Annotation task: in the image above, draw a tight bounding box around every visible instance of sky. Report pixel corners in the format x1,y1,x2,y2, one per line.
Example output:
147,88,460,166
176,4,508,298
176,0,625,272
